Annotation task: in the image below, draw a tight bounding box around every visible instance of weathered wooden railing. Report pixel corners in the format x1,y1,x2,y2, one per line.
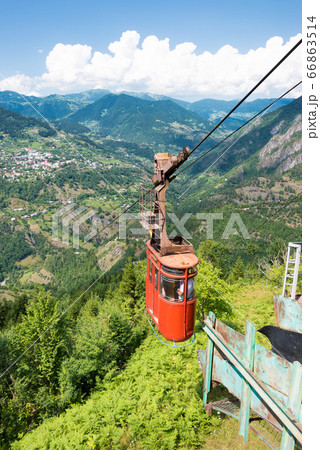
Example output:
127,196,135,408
198,312,302,450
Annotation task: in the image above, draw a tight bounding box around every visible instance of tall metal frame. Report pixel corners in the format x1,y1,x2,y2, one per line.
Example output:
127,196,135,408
282,242,302,300
139,148,193,256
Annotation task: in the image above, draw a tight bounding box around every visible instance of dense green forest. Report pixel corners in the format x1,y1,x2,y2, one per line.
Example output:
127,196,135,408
0,237,300,448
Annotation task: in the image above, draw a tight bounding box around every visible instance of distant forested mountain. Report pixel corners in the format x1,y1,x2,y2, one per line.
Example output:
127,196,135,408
0,106,56,138
191,96,302,178
0,91,82,120
66,93,215,148
184,97,293,121
62,89,111,103
0,89,294,133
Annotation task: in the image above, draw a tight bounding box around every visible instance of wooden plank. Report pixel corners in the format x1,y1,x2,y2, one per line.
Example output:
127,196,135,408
213,348,285,431
213,352,243,398
212,328,290,431
239,322,256,442
204,318,302,444
203,312,215,405
215,319,245,359
254,342,291,397
273,293,302,333
280,362,302,449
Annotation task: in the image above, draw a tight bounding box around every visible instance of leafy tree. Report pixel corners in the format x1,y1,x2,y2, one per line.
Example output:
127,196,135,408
0,294,28,329
244,242,259,263
228,257,244,283
198,240,231,278
13,288,67,392
196,259,232,321
0,289,67,443
268,238,287,265
244,262,260,284
59,295,138,406
119,259,138,300
118,260,146,321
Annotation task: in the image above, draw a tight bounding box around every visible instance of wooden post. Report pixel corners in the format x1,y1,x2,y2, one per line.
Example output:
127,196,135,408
203,311,215,405
239,321,256,441
280,361,302,450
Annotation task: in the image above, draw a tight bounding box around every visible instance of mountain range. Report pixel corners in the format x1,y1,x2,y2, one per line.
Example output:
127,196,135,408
0,88,294,127
193,96,302,178
0,89,302,177
0,90,302,299
66,93,215,148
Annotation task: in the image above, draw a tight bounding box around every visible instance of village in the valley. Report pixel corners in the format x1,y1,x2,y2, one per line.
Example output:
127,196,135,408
0,146,76,181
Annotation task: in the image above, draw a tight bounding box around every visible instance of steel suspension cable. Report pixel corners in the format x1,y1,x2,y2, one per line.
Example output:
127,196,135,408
68,40,302,242
91,80,302,241
170,80,302,181
188,39,302,157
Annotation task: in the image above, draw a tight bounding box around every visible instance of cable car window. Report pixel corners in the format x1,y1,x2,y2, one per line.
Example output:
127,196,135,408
155,267,158,290
188,266,197,275
149,261,152,283
160,274,184,302
161,265,185,276
187,277,196,301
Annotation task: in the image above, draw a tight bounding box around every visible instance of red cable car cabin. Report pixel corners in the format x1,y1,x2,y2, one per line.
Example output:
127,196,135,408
140,149,199,342
146,240,199,342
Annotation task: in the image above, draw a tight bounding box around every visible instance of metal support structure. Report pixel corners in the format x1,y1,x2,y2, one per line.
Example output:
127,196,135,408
139,150,193,256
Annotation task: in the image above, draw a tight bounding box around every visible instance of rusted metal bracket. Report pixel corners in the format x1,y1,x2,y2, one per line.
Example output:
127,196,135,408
152,147,190,186
139,148,194,256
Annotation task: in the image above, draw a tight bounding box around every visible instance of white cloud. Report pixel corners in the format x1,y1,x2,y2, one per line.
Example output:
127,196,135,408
0,30,302,100
0,73,41,97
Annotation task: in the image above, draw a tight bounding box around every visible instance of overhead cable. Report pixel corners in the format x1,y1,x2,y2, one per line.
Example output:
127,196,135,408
92,80,302,240
188,39,302,156
171,80,302,180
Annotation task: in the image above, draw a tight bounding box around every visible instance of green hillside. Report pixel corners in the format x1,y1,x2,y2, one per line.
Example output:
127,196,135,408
186,97,293,121
0,106,56,138
66,93,216,149
188,96,301,177
0,104,154,288
0,91,83,120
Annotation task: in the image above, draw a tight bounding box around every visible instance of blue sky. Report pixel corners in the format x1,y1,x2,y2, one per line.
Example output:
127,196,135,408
0,0,302,99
